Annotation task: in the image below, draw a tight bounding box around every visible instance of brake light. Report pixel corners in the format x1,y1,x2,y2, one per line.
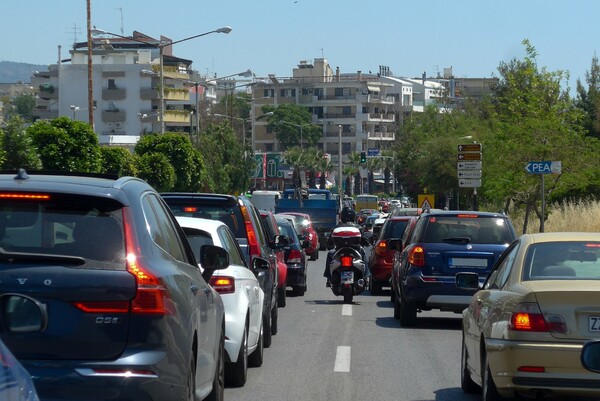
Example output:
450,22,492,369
209,276,235,294
340,255,353,267
73,301,129,313
123,207,175,315
375,240,388,256
517,366,545,373
510,303,549,332
287,249,303,264
183,206,197,213
0,192,50,200
240,203,260,260
408,246,425,267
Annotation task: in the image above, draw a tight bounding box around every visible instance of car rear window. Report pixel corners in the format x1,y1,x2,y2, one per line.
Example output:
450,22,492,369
0,193,125,268
421,215,513,245
164,200,246,239
523,241,600,280
381,219,409,239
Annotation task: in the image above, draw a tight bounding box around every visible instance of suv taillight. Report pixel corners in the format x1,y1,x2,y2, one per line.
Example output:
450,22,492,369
124,207,175,315
287,249,303,264
240,203,261,260
408,245,425,267
209,276,235,294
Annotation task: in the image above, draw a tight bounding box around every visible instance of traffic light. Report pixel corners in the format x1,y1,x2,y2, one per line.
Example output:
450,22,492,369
360,151,367,163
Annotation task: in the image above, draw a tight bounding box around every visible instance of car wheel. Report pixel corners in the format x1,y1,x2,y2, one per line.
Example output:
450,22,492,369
277,286,286,308
185,354,196,401
248,322,263,368
270,299,278,335
461,334,479,393
205,330,225,401
310,251,317,261
293,286,305,296
393,291,401,320
225,324,247,388
399,291,417,327
371,279,382,295
263,311,272,348
390,287,396,303
482,352,505,401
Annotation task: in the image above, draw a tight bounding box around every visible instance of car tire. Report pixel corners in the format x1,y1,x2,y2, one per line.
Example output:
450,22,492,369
461,334,479,393
293,285,305,296
263,311,272,348
482,352,505,401
393,291,401,320
310,251,318,261
225,324,248,388
399,291,417,327
277,286,286,308
371,279,382,295
205,329,225,401
271,299,278,336
390,287,395,303
248,322,263,368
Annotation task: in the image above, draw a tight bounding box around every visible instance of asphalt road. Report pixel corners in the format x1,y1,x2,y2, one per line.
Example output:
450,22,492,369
224,249,600,401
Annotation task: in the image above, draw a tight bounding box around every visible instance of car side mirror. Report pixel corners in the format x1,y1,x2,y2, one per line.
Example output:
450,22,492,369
252,257,270,273
455,272,480,290
200,245,229,281
270,234,290,250
0,294,47,333
581,340,600,373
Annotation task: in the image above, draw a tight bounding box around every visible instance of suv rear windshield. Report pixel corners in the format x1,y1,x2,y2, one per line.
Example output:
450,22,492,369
419,215,513,245
381,219,410,239
0,193,125,268
165,201,246,239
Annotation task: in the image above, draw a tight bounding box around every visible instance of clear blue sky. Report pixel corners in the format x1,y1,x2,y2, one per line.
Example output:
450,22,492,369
3,0,600,94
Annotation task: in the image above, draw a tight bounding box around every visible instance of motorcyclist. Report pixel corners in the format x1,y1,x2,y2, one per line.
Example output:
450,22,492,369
324,206,371,286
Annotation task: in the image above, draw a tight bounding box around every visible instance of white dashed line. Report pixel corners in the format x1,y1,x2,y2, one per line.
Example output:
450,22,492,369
334,346,351,372
342,304,352,316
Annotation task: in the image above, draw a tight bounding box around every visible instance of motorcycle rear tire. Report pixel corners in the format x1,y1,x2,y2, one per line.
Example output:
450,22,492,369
343,286,353,304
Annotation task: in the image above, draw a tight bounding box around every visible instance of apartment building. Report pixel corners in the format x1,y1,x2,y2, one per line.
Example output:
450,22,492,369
251,58,398,189
31,31,214,147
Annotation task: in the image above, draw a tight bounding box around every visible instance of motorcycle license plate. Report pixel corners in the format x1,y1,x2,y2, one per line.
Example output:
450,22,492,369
341,271,354,284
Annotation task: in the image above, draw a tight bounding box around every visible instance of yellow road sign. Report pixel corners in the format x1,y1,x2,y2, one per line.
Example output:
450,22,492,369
418,194,435,210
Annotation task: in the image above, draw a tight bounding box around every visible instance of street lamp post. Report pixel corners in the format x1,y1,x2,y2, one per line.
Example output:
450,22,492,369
338,124,343,195
92,26,232,135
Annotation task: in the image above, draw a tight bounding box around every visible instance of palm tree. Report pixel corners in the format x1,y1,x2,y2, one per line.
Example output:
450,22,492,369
317,153,335,190
380,150,396,195
343,165,356,196
302,147,321,189
366,157,381,194
346,152,362,195
284,147,307,189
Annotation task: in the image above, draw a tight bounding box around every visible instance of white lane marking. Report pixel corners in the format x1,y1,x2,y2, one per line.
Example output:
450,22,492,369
342,304,352,316
334,346,351,372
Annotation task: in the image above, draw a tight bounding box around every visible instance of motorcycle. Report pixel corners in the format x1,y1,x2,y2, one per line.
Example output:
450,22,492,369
327,226,368,304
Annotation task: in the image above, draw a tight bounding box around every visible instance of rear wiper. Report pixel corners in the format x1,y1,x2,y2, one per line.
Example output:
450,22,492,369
0,248,85,265
443,237,472,244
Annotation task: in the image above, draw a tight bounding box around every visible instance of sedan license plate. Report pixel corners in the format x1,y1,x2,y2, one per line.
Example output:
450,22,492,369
590,316,600,332
449,258,487,269
340,270,354,284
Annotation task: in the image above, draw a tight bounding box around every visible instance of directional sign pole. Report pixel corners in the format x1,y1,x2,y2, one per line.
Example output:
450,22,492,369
541,174,545,233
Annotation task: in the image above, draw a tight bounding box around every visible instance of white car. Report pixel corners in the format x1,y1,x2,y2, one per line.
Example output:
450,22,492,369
176,217,265,388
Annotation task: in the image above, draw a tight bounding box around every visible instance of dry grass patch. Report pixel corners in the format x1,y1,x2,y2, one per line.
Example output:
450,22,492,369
510,199,600,233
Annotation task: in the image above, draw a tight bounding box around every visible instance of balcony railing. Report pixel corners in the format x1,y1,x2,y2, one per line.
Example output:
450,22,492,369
101,110,126,122
366,113,395,123
163,110,192,124
367,131,395,140
163,88,190,101
102,88,126,100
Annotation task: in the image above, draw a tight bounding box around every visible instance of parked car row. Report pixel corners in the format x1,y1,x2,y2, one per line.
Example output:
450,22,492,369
365,205,600,400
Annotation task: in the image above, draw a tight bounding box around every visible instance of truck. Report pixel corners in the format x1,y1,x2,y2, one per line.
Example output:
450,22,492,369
275,188,339,250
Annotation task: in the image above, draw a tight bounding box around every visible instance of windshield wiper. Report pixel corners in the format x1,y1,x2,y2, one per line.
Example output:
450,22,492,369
0,248,85,265
442,237,472,244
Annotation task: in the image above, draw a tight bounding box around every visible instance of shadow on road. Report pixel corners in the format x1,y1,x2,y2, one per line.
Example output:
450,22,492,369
374,314,462,331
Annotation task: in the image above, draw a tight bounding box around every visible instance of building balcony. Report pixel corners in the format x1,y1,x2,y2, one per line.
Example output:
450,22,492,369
102,88,126,101
363,94,395,105
366,113,395,123
163,110,192,124
312,95,357,104
163,88,190,101
38,84,58,100
322,113,355,120
33,109,58,120
101,110,126,122
367,131,395,141
140,88,159,100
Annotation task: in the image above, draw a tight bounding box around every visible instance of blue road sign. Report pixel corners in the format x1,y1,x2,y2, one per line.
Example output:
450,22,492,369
525,161,562,174
367,148,379,156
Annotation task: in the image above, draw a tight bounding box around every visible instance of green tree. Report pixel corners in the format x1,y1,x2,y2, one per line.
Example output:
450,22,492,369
317,153,335,190
11,94,36,122
136,153,175,192
100,146,138,176
198,122,252,194
0,115,41,170
135,133,207,192
27,117,102,172
263,104,321,149
575,55,600,139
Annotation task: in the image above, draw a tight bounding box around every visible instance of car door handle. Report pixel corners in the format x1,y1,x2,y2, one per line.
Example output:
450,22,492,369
190,284,199,295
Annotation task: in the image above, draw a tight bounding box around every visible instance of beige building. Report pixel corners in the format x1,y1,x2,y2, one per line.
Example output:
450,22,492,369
251,58,397,188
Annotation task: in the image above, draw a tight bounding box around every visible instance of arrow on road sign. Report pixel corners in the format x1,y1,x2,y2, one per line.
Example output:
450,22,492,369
458,152,482,161
525,161,562,174
458,170,482,179
458,144,482,152
457,161,482,170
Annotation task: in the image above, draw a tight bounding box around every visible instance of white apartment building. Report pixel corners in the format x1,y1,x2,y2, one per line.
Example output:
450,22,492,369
31,32,213,147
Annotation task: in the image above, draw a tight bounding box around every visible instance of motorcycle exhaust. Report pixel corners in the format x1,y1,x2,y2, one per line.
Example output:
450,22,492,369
357,278,365,288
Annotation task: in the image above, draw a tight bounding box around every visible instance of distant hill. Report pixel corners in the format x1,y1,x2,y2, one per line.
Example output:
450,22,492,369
0,61,49,84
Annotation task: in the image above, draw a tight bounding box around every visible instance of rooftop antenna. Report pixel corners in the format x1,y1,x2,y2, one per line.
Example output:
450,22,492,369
116,7,124,35
319,48,324,57
68,23,82,44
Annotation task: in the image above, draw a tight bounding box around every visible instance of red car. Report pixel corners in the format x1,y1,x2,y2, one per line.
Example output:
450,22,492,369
260,210,289,307
368,215,414,295
275,212,319,261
